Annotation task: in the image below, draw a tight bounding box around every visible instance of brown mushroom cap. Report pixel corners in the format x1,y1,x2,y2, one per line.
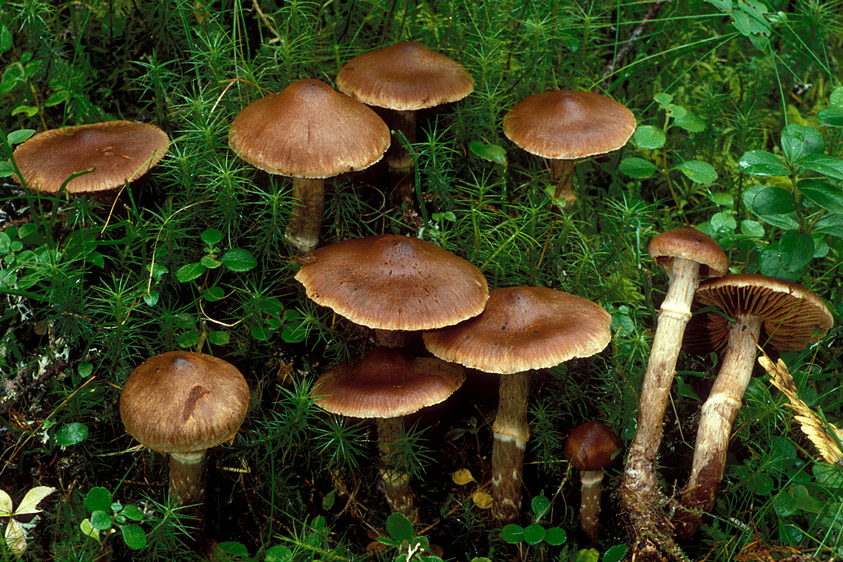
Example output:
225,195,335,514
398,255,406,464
294,234,489,331
228,79,390,178
337,41,475,111
313,347,465,418
565,421,621,471
120,351,250,454
503,90,636,160
12,121,169,193
648,228,728,278
685,274,833,355
423,286,612,374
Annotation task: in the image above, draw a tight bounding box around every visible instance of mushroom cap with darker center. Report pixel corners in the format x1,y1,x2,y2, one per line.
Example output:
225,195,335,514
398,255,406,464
12,121,170,193
313,347,466,418
565,421,621,471
648,228,728,277
228,78,391,178
685,273,833,355
423,286,612,374
337,41,475,111
503,90,636,160
119,351,250,454
294,234,489,331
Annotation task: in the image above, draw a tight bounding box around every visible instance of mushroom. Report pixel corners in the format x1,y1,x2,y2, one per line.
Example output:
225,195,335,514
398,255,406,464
312,347,465,516
565,421,621,543
620,229,726,533
293,233,489,347
423,286,612,524
337,41,474,204
228,79,390,253
11,120,169,194
503,90,636,207
119,351,250,509
678,274,833,537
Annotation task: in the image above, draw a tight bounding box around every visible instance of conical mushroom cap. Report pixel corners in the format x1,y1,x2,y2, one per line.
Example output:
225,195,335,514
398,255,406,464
313,347,465,418
228,79,390,178
503,90,636,160
337,41,474,111
12,121,169,193
294,234,489,331
423,286,612,374
120,352,250,454
685,274,833,355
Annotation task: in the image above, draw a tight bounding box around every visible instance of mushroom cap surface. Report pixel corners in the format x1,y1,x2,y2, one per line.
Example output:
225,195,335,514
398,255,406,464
12,121,169,193
120,351,250,454
564,421,621,471
228,79,390,178
503,90,636,160
337,41,474,111
313,347,465,418
294,234,489,331
685,274,833,354
648,228,728,278
423,286,612,374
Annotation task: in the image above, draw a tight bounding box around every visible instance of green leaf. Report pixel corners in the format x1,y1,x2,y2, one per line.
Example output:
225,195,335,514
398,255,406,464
781,124,825,164
0,161,14,177
777,231,814,273
12,104,38,117
120,504,144,521
740,220,765,238
674,160,717,184
204,286,225,302
798,154,843,180
121,524,147,550
178,330,201,348
544,526,566,546
469,140,506,165
603,545,628,562
0,25,12,53
90,510,113,531
176,262,206,283
201,228,224,247
759,247,802,281
143,290,159,307
573,548,601,562
747,185,797,215
85,487,113,513
818,108,843,127
216,542,249,558
208,331,230,345
500,524,524,544
281,310,307,343
265,545,294,562
222,248,257,272
632,125,665,150
739,150,790,176
618,157,658,179
251,325,271,341
7,129,35,145
813,463,843,489
78,363,93,378
800,181,843,214
200,255,222,269
523,523,546,545
653,92,673,107
531,494,550,517
670,105,706,133
55,422,88,447
773,489,799,517
385,512,413,543
709,191,734,206
80,518,99,541
704,0,731,12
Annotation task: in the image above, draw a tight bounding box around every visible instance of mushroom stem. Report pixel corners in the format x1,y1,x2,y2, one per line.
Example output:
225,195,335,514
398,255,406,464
387,110,417,206
622,259,700,510
169,451,208,505
374,329,406,349
377,416,416,517
491,371,531,524
580,469,606,543
549,159,577,206
284,177,325,254
678,313,762,537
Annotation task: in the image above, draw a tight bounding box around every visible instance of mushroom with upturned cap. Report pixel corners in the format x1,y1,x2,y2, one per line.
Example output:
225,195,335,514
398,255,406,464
312,347,465,516
565,421,621,543
423,286,612,524
503,90,636,207
11,120,169,194
229,79,390,253
678,274,833,537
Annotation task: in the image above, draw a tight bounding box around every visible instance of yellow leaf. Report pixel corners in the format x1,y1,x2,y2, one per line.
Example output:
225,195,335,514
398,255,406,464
4,519,27,557
451,468,475,486
471,490,492,509
0,490,13,517
15,487,55,516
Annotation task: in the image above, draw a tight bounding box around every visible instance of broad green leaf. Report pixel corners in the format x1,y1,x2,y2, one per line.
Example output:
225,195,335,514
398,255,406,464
759,247,802,281
208,331,230,345
704,0,731,11
500,524,524,544
85,487,113,513
573,548,600,562
176,262,206,283
251,325,271,341
799,181,843,214
121,504,144,521
709,192,734,206
710,211,736,233
798,154,843,180
0,161,14,177
632,125,665,150
531,494,550,517
12,104,38,117
200,255,222,269
216,541,249,557
523,523,546,545
121,524,147,550
178,330,201,348
747,185,797,215
815,214,843,238
80,518,99,541
204,286,225,302
781,124,824,164
544,526,566,546
671,106,706,133
78,363,93,378
90,510,113,531
143,289,159,307
739,150,790,176
740,220,765,238
618,157,658,179
818,108,843,127
778,231,814,272
7,129,35,145
604,545,628,562
813,464,843,489
385,512,413,543
773,489,799,517
201,228,224,246
653,92,673,107
469,140,506,165
265,545,294,562
830,87,843,108
0,25,11,53
674,160,717,184
55,422,88,447
222,248,257,272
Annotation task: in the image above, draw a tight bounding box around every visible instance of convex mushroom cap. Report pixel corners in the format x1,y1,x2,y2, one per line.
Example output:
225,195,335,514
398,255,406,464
12,121,170,194
565,421,621,471
120,351,250,454
648,228,728,279
294,234,489,331
337,41,475,111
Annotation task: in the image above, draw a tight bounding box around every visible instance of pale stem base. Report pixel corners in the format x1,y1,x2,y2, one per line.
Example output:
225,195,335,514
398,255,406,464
550,159,577,206
580,469,605,543
491,371,531,524
377,416,416,518
284,177,325,254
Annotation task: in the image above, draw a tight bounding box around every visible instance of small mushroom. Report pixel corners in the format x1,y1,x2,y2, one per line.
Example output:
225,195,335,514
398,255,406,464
312,347,465,516
229,79,390,253
11,120,169,194
423,286,612,524
565,421,621,543
678,274,833,537
503,90,636,207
